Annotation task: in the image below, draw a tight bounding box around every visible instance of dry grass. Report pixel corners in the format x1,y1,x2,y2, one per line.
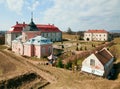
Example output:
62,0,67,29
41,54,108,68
62,33,79,41
0,69,2,75
0,49,30,80
36,65,120,89
0,37,120,89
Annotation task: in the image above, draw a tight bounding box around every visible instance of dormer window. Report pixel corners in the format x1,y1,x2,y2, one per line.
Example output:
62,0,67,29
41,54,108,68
32,39,35,42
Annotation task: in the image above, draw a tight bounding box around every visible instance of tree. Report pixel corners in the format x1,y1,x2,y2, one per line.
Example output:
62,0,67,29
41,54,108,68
65,61,72,69
76,46,79,51
84,46,87,50
56,59,63,68
80,47,82,50
67,27,72,34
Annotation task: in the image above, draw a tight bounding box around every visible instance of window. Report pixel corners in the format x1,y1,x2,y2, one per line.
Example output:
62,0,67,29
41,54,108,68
46,33,48,37
48,47,51,53
42,33,44,37
90,59,95,66
42,47,46,55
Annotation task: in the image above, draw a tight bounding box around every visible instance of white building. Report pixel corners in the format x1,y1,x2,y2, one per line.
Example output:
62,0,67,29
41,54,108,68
81,48,114,77
84,30,109,41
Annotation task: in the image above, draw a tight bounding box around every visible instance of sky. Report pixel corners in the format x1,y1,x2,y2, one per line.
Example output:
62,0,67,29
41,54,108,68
0,0,120,31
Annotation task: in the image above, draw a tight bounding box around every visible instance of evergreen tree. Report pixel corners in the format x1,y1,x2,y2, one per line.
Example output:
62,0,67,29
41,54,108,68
65,61,72,69
76,46,79,51
80,47,82,50
85,46,87,50
67,27,72,34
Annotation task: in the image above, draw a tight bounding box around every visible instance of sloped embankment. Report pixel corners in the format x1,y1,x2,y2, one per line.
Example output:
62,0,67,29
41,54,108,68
0,72,49,89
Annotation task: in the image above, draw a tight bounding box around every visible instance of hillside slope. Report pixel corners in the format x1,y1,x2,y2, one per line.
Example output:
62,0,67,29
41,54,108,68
0,44,120,89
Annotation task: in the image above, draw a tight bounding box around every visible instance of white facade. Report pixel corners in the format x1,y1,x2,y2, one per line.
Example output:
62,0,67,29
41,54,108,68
5,32,21,46
5,28,62,47
81,48,114,77
81,54,104,76
41,32,62,42
84,30,109,41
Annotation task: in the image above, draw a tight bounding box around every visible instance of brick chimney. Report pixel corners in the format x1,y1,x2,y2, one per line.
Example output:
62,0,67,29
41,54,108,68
23,22,25,27
16,21,18,24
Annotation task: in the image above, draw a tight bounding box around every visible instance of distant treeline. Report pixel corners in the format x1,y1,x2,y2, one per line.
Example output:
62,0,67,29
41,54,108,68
110,33,120,38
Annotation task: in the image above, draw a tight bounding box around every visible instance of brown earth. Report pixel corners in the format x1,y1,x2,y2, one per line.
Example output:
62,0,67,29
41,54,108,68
0,46,120,89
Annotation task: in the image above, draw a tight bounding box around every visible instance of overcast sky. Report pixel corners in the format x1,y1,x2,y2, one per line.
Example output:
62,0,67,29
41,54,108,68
0,0,120,31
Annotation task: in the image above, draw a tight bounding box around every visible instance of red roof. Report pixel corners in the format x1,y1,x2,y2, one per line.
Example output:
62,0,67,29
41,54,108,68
85,29,108,33
94,48,113,65
7,22,61,33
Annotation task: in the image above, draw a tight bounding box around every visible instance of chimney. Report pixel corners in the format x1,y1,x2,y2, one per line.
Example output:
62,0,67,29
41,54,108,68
23,22,25,24
23,22,25,27
16,21,18,24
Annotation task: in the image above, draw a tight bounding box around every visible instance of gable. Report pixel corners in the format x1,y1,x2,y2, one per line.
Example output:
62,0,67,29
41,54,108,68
82,54,104,68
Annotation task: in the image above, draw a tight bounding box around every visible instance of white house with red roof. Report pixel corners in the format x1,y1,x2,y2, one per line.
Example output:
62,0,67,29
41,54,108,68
81,48,114,77
84,29,109,41
5,21,62,46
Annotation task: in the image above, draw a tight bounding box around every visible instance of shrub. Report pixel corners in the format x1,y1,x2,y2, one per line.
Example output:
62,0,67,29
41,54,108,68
76,46,79,51
56,59,64,68
65,61,72,69
80,47,82,50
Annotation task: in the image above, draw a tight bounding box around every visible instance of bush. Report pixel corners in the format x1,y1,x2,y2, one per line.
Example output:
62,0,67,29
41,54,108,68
76,46,79,51
84,46,87,50
56,59,64,68
65,61,72,69
80,47,82,50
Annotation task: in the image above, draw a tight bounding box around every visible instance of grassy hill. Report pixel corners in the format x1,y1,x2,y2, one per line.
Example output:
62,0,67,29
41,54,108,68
38,65,120,89
0,37,120,89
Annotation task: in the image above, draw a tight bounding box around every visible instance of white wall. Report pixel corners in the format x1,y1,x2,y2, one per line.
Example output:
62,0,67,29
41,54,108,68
84,32,108,41
81,54,104,76
41,32,62,42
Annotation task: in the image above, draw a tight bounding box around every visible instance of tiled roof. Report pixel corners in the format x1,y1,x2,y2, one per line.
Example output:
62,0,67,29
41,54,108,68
85,30,108,33
7,23,61,33
94,48,113,65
